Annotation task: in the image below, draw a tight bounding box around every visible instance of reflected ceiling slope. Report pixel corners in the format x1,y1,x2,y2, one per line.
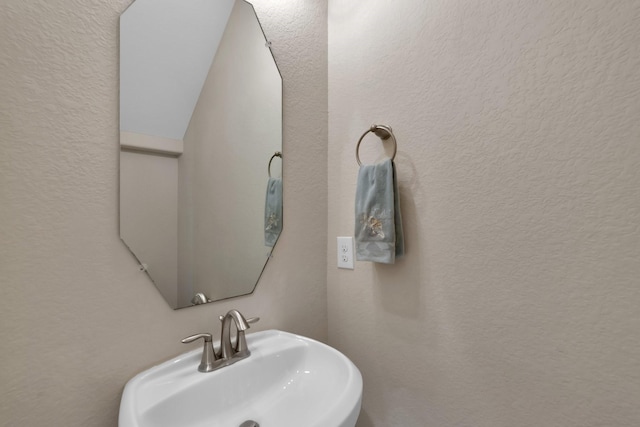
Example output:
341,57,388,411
120,0,235,140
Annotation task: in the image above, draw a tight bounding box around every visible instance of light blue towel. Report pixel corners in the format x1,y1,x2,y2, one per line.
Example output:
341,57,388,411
354,159,404,264
265,177,282,247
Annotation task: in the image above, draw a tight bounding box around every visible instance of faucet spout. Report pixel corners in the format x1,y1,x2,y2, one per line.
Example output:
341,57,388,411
220,309,251,360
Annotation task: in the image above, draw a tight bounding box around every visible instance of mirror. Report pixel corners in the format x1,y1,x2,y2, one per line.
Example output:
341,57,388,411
119,0,282,309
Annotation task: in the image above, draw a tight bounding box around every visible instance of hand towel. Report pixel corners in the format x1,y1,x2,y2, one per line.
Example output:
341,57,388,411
354,159,404,263
264,177,282,247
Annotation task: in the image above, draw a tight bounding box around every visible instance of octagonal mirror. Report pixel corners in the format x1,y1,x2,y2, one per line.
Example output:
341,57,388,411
119,0,282,309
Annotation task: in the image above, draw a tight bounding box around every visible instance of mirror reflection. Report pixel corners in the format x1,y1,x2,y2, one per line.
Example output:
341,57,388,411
119,0,282,309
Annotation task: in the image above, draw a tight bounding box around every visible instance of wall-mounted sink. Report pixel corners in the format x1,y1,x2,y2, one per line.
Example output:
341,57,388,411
119,330,362,427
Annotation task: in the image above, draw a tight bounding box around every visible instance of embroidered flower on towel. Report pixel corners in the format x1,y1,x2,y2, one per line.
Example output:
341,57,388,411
359,208,389,239
265,212,279,231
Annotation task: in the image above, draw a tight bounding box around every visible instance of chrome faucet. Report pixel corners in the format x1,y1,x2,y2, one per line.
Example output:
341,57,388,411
181,309,259,373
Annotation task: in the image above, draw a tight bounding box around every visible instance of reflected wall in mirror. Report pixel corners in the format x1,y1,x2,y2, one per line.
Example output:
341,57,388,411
119,0,282,309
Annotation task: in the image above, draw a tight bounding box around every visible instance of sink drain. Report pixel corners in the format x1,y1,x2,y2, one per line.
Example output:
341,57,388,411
239,421,259,427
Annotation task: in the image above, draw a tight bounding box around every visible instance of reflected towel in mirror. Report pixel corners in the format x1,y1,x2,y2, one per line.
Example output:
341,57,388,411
265,177,282,247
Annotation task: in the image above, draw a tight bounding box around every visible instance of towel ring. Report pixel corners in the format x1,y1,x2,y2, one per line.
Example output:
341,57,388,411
268,151,282,178
355,124,397,166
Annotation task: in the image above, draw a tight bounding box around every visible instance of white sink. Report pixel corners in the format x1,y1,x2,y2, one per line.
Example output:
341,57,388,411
119,330,362,427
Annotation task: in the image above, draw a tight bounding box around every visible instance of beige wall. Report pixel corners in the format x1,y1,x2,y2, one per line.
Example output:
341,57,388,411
328,1,640,426
0,0,327,425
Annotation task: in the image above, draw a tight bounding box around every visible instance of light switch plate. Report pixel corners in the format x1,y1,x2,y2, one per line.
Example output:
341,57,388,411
337,236,354,269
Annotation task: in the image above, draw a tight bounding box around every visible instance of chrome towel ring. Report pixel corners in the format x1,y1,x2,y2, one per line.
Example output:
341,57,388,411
355,124,397,166
268,151,282,178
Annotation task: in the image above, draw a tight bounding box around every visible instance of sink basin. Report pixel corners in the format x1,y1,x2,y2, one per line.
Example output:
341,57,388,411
119,330,362,427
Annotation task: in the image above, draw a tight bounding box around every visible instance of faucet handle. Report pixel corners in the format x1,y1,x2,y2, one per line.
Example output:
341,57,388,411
181,333,212,344
181,333,218,372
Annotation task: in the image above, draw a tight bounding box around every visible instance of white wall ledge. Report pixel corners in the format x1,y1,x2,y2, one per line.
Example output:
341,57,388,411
120,131,184,156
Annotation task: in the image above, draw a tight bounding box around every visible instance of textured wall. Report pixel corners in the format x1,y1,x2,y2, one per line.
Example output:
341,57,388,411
328,1,640,426
0,0,327,425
